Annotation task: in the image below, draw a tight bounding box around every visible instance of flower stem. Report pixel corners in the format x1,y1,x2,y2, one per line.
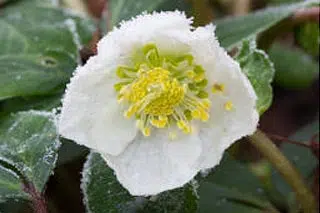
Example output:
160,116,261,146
248,130,317,213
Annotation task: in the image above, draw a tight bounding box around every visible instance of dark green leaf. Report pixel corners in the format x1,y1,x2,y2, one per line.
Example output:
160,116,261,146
0,166,28,202
198,154,274,213
0,199,31,213
108,0,191,29
269,42,319,89
296,22,320,56
0,94,61,117
137,184,197,213
0,110,60,196
236,40,275,114
81,152,198,213
0,1,95,100
215,0,318,50
81,152,136,213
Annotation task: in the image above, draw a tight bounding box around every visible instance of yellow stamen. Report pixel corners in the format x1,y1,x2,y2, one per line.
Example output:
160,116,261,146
184,110,192,121
186,70,195,79
194,73,205,82
191,110,201,119
197,91,209,99
150,118,167,128
182,125,192,134
211,83,225,93
224,101,233,111
169,132,177,140
202,99,211,109
114,44,211,137
142,127,151,137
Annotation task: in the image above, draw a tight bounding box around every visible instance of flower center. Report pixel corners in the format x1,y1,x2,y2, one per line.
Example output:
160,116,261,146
114,44,211,137
130,67,185,116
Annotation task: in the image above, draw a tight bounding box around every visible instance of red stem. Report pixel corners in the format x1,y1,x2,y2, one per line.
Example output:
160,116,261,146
23,182,47,213
266,133,311,148
293,7,320,24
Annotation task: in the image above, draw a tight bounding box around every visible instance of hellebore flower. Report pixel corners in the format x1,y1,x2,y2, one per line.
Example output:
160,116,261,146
59,11,259,196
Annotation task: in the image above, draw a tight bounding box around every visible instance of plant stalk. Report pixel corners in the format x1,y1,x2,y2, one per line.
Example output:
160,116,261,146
24,182,47,213
249,130,317,213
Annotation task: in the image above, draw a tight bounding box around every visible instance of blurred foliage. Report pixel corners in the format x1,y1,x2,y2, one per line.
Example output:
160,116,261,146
269,42,319,89
295,22,320,57
100,0,191,34
215,0,317,50
271,120,319,211
198,154,275,213
269,0,301,5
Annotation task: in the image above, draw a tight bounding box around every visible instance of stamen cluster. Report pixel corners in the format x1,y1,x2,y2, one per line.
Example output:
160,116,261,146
114,44,211,137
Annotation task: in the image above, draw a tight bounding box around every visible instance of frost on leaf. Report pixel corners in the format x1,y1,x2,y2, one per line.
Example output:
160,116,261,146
0,110,61,198
81,152,199,213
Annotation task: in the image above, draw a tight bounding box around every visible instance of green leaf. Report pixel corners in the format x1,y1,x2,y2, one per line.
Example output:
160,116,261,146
0,110,60,198
81,152,198,213
271,120,319,206
269,42,319,89
215,0,319,50
198,154,274,213
296,22,320,56
0,1,95,100
81,152,135,213
0,199,31,213
0,166,28,202
108,0,191,29
137,184,198,213
0,94,61,117
236,40,275,114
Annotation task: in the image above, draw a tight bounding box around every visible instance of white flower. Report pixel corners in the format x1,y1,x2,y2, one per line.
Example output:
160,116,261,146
58,11,259,196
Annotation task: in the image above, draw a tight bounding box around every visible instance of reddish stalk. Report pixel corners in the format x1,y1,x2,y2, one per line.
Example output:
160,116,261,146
293,7,320,24
23,182,47,213
266,133,311,148
266,132,319,159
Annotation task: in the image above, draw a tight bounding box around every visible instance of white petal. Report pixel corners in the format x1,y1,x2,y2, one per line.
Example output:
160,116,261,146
59,56,137,156
97,11,193,61
188,25,259,169
101,130,202,196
